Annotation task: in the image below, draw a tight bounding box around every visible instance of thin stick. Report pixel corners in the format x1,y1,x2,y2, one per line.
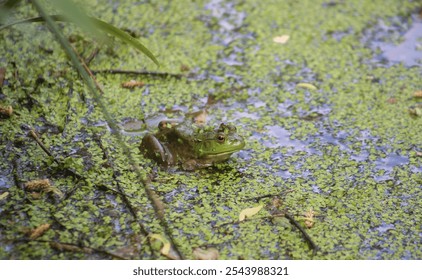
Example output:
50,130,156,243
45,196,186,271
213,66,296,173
284,213,318,255
29,129,60,165
31,0,183,259
92,69,184,79
85,47,100,65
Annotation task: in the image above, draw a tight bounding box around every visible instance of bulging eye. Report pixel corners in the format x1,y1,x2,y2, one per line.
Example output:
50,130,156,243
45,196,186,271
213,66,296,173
217,134,225,143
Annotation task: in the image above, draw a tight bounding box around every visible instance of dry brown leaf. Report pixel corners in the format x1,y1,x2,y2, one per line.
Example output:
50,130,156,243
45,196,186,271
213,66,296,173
0,105,13,117
193,110,208,125
193,247,219,260
239,205,263,221
271,197,283,209
303,208,317,229
121,80,145,89
24,179,63,198
24,179,51,191
180,64,190,72
386,97,397,104
29,223,51,240
413,90,422,98
273,35,290,44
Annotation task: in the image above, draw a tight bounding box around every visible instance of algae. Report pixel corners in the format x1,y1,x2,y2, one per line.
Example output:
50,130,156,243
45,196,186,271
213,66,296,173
0,0,421,259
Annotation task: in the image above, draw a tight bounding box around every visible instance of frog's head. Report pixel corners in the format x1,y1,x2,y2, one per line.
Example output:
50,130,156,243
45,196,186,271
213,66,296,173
195,123,245,162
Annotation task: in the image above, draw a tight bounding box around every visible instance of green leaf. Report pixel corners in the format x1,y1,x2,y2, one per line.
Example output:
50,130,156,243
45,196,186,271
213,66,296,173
0,15,159,66
0,0,23,24
92,17,159,66
52,0,106,42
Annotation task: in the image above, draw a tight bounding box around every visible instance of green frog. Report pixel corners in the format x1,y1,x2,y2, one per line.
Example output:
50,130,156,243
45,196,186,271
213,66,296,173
141,119,245,170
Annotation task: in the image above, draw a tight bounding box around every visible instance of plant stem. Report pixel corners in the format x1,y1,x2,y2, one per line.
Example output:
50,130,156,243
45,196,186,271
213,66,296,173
30,0,182,260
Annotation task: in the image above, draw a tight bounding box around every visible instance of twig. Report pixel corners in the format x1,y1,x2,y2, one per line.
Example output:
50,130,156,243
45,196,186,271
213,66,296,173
284,213,318,255
92,69,184,79
69,44,105,94
85,46,100,65
0,67,5,87
30,2,184,259
213,212,318,255
91,133,153,243
29,129,60,165
41,239,127,259
27,126,135,200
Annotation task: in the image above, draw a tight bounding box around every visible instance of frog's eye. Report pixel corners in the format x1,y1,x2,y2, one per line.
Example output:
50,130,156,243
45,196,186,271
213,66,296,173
217,134,225,143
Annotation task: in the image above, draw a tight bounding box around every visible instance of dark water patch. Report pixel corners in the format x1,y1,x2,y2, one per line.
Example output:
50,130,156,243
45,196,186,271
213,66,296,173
232,110,260,121
362,14,422,66
0,177,12,188
236,149,253,165
374,152,410,171
196,0,256,86
274,169,293,180
350,150,370,162
381,19,422,66
203,0,248,46
374,222,395,233
265,125,314,153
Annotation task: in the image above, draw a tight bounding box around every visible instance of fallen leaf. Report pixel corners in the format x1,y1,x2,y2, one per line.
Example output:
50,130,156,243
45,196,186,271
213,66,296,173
296,83,318,90
121,80,145,89
413,90,422,98
386,97,397,104
273,35,290,44
303,208,317,229
149,233,171,256
24,179,63,198
192,110,208,125
24,179,51,191
29,223,51,240
0,105,13,117
0,192,9,201
239,205,263,221
193,247,219,260
180,64,190,72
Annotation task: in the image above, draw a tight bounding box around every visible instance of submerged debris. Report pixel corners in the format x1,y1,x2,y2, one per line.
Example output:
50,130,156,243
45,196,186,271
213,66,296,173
408,103,422,117
0,105,13,117
121,80,145,89
193,247,219,260
28,223,51,240
413,90,422,98
24,179,63,198
0,67,5,86
303,208,317,229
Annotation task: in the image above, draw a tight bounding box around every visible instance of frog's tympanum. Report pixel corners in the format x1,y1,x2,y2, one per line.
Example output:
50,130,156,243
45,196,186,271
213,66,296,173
141,120,245,170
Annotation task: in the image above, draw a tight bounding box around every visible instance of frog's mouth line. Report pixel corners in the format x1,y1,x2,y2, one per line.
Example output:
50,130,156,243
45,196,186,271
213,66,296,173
198,140,245,158
202,151,235,158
